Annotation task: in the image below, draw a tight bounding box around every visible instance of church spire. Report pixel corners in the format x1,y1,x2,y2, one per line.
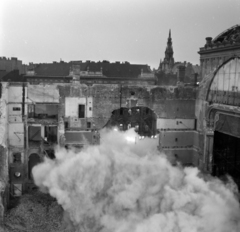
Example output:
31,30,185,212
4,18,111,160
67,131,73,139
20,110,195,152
158,29,175,72
165,29,174,63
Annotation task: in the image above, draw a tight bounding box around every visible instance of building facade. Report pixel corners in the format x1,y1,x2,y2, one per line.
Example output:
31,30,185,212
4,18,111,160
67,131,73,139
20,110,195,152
0,74,197,199
196,24,240,187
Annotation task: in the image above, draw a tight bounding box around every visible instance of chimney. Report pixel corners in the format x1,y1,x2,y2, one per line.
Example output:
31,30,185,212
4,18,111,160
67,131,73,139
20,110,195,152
178,65,186,82
205,37,213,47
70,64,81,80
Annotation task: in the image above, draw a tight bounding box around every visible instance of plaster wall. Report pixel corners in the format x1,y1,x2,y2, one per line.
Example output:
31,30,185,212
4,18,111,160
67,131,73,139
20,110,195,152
157,118,195,130
160,131,194,148
8,86,26,103
87,97,93,117
65,97,90,117
0,83,8,223
8,123,24,147
0,147,8,225
8,104,22,115
28,84,59,103
0,83,8,147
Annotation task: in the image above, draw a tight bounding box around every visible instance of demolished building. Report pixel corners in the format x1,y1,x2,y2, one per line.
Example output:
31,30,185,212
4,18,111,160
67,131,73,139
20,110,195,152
0,24,240,222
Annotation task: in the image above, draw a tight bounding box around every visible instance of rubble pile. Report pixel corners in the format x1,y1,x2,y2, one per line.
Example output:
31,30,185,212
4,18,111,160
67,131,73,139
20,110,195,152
3,191,73,232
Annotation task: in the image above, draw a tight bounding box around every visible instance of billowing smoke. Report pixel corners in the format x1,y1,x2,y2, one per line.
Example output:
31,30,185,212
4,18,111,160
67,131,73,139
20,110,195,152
33,129,240,232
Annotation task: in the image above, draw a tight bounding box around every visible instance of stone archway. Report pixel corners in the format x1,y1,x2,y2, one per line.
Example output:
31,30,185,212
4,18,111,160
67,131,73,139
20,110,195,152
203,56,240,173
205,107,240,189
28,153,41,180
104,106,157,137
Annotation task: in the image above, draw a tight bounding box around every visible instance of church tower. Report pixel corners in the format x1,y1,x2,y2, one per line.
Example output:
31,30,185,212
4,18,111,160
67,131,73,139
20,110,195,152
158,30,175,73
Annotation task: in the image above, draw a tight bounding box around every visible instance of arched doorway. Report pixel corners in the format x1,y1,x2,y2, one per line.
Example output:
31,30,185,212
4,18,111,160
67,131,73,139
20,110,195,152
28,153,41,180
105,106,157,137
204,57,240,189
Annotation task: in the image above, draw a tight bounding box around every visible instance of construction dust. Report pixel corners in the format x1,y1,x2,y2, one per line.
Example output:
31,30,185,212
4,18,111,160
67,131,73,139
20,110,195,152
2,129,240,232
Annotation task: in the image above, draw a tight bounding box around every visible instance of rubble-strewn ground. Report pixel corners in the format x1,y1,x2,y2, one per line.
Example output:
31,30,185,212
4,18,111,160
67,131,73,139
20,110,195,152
2,190,74,232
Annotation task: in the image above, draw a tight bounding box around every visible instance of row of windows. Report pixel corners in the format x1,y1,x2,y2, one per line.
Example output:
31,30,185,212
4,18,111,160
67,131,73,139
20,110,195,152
11,104,90,118
28,79,69,83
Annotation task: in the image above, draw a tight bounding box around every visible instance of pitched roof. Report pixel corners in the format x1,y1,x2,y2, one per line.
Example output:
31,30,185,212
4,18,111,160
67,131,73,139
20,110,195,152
1,70,25,82
34,62,71,76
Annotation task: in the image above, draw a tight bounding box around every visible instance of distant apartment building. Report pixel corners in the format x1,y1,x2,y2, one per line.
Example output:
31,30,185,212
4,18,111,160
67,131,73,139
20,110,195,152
26,60,156,85
0,57,28,78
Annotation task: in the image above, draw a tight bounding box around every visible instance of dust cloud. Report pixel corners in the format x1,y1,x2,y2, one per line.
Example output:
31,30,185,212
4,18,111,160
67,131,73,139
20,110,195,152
33,129,240,232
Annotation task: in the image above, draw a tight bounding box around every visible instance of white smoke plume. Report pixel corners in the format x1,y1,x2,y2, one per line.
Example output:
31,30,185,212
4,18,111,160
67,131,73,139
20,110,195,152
33,129,240,232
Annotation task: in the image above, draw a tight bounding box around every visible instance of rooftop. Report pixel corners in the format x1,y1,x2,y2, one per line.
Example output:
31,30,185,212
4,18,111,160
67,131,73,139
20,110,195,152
33,60,152,78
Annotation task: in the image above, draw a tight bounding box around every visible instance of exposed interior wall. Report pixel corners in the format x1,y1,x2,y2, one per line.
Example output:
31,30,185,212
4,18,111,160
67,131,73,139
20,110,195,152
8,124,24,146
3,82,199,200
0,83,8,223
0,147,8,224
157,118,195,130
65,97,86,117
28,84,59,103
8,86,26,103
59,83,197,132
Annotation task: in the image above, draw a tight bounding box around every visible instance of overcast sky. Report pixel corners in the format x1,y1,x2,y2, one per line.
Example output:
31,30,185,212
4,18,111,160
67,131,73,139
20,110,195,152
1,0,240,69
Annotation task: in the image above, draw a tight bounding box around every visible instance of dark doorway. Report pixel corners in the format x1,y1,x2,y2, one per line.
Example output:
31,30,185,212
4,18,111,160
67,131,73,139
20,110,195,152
213,131,240,189
28,153,41,180
78,104,85,118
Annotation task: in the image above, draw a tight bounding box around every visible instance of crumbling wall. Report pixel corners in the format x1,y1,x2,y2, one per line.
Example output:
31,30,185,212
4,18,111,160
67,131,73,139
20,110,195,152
0,147,8,225
58,83,197,130
28,84,59,103
58,83,198,166
0,83,9,224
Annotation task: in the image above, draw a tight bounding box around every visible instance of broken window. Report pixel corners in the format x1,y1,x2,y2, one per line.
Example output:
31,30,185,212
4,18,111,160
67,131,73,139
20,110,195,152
13,152,22,163
13,107,21,111
28,104,58,119
87,122,91,129
28,126,57,146
65,121,69,129
28,126,41,141
28,126,41,147
78,104,85,118
44,126,57,144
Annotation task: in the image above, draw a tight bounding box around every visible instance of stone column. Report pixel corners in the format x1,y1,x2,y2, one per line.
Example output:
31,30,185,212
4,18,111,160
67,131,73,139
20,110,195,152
204,118,214,173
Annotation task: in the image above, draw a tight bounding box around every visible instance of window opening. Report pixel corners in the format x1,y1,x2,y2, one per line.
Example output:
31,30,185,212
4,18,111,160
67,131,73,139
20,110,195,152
13,107,21,111
87,122,91,129
13,153,21,163
120,108,123,115
78,104,85,118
